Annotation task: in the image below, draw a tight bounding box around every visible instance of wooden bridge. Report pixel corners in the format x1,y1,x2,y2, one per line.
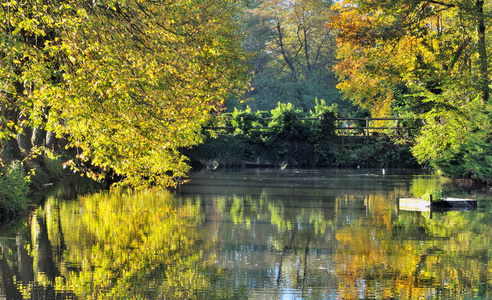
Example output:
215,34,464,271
336,117,404,136
205,117,407,136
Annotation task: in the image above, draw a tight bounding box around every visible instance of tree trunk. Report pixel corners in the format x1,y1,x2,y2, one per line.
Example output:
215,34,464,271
275,18,304,104
276,20,299,84
16,120,32,156
32,126,45,148
46,131,58,152
0,99,23,162
476,0,489,104
303,25,312,78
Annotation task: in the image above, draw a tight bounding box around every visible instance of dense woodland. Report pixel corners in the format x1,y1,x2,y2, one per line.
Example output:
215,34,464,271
0,0,491,215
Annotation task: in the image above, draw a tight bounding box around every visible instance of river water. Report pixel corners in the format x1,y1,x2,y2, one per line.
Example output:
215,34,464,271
1,168,491,299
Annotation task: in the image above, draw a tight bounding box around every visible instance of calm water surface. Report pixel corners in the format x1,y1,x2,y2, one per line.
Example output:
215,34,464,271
1,169,492,299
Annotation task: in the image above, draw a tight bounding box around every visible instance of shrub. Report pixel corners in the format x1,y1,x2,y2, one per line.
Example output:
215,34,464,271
44,152,65,179
268,102,309,142
230,106,263,139
418,103,492,182
0,160,29,218
310,99,338,141
422,190,442,202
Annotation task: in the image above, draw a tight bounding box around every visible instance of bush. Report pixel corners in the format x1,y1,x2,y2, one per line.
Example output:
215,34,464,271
413,102,492,182
184,135,279,168
268,102,309,142
0,160,29,218
44,152,65,179
330,138,417,168
230,106,265,140
193,101,418,170
310,99,338,141
430,110,492,181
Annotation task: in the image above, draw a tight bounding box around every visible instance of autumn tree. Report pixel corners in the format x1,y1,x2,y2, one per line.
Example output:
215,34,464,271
330,0,488,114
330,0,492,180
240,0,341,111
1,0,248,187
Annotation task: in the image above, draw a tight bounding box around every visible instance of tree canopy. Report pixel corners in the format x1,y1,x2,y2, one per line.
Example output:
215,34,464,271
2,0,492,186
330,0,492,180
1,0,248,187
238,0,343,112
330,0,489,116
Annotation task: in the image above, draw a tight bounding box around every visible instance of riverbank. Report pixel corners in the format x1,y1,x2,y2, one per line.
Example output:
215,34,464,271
0,152,98,222
185,134,419,170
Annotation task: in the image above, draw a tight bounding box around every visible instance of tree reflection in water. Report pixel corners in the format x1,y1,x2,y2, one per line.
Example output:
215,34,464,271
1,188,245,299
0,169,491,299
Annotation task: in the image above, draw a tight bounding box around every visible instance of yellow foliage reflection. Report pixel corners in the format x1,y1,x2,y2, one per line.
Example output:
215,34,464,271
334,191,491,299
22,188,217,298
2,170,492,299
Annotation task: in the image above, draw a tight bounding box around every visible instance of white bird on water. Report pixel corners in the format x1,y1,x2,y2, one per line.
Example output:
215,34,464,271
382,168,386,176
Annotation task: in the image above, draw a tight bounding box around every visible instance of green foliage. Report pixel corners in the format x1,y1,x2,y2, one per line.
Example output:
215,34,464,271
236,0,346,113
0,161,28,217
331,138,417,168
237,69,344,112
418,102,492,182
422,190,442,202
43,152,65,179
224,100,340,145
230,106,264,139
308,99,339,164
331,0,492,182
390,84,424,138
350,108,371,135
268,102,309,142
191,101,417,169
310,99,338,140
188,134,417,170
186,134,277,167
1,0,249,188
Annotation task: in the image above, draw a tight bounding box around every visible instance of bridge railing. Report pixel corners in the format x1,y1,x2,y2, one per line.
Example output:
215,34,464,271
204,117,405,136
336,117,404,136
